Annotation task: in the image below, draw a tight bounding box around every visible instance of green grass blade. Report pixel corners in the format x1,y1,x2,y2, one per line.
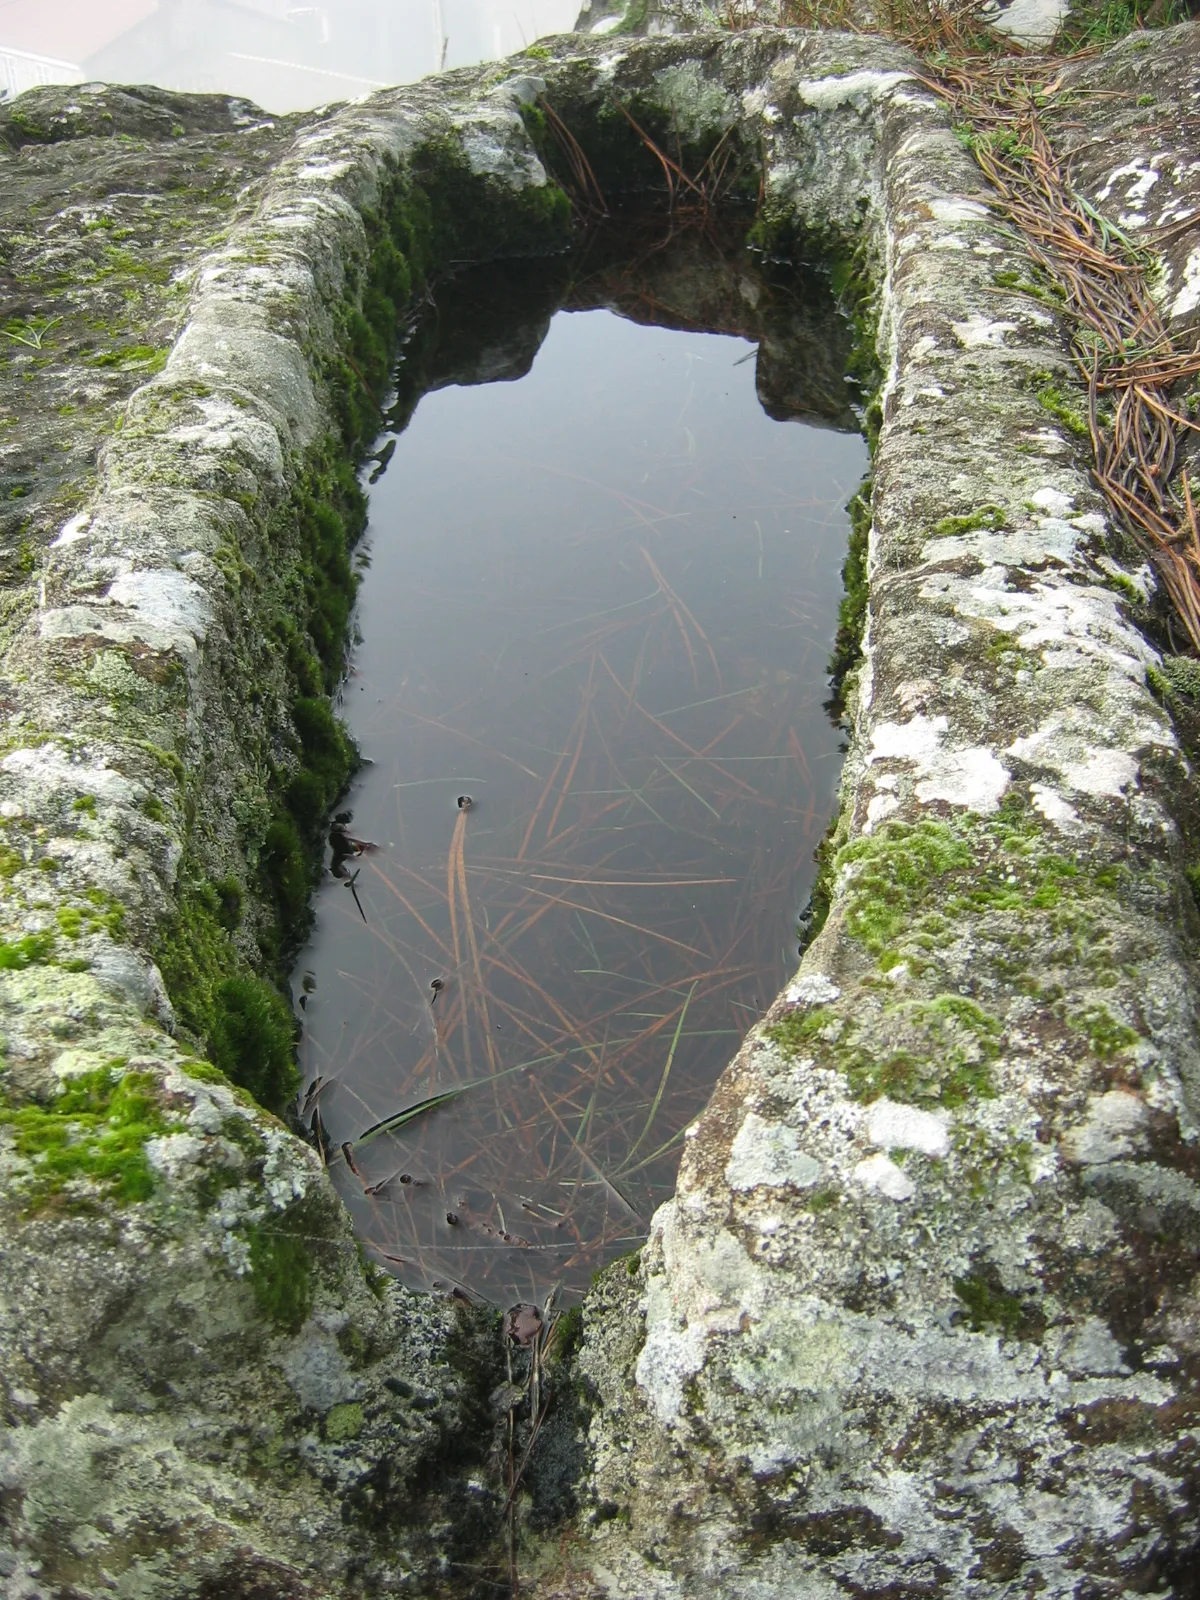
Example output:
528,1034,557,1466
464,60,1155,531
354,1057,548,1149
618,981,696,1169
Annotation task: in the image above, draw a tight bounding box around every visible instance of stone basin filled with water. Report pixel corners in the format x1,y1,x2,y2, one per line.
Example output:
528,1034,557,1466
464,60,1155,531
294,220,869,1304
4,21,1199,1592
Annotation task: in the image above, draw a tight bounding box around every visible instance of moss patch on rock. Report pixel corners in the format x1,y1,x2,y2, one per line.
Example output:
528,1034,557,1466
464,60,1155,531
769,991,1000,1106
835,808,1125,970
246,1202,317,1332
0,1063,170,1209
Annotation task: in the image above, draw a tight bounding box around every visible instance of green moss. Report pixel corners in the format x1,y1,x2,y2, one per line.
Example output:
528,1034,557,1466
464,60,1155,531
255,451,361,952
773,996,998,1106
133,738,184,780
54,891,125,942
213,876,243,930
834,812,1124,966
1099,567,1142,603
837,820,974,953
258,813,311,938
325,1401,365,1441
1036,378,1089,437
1156,655,1200,702
795,811,844,960
932,504,1006,537
984,630,1037,669
771,804,1145,1102
354,1237,389,1301
765,1007,828,1057
0,1064,168,1209
207,975,298,1113
555,1303,585,1361
768,992,999,1107
841,995,999,1106
72,793,97,815
953,1271,1025,1335
1069,1003,1138,1058
87,888,126,938
266,442,363,688
409,133,572,275
246,1204,316,1332
156,879,298,1115
991,268,1065,305
177,1058,230,1087
0,930,55,968
285,697,357,830
955,123,1035,162
829,478,871,698
88,343,167,372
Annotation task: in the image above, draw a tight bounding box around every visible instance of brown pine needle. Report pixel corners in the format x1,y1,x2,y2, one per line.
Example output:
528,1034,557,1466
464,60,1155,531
640,545,723,689
545,665,596,844
928,63,1200,653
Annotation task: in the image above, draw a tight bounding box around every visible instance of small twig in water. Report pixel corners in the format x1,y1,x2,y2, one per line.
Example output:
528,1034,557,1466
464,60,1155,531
344,868,367,922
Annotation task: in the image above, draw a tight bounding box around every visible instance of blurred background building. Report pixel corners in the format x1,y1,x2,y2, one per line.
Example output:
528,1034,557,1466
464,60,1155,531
0,0,582,112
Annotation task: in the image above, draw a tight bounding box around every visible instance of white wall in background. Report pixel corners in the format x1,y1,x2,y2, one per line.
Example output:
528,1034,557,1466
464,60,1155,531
0,46,85,98
0,0,582,112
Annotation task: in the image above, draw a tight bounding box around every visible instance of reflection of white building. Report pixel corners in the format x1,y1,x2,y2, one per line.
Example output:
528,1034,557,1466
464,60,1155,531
0,0,581,113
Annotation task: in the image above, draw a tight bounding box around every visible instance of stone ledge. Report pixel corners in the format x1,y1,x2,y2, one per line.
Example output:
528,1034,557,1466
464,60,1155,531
559,28,1200,1600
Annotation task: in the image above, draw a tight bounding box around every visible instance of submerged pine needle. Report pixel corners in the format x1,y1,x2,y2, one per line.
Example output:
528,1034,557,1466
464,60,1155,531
619,982,696,1171
300,222,858,1303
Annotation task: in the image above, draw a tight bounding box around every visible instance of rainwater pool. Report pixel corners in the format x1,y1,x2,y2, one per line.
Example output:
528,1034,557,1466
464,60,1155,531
294,232,868,1305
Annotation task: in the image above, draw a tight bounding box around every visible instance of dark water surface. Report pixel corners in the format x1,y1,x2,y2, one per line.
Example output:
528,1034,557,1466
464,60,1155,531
295,238,867,1304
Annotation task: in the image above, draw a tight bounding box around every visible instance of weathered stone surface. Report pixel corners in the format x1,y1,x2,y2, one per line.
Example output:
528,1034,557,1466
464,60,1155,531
0,22,1197,1600
0,85,309,648
1056,22,1200,336
536,29,1200,1600
0,65,569,1600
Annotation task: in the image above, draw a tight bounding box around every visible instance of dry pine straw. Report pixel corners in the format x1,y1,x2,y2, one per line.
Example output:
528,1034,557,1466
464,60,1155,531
930,54,1200,649
731,0,1200,647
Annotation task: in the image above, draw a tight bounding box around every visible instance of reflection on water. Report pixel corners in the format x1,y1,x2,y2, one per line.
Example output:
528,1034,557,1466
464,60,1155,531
0,0,582,113
295,229,868,1305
